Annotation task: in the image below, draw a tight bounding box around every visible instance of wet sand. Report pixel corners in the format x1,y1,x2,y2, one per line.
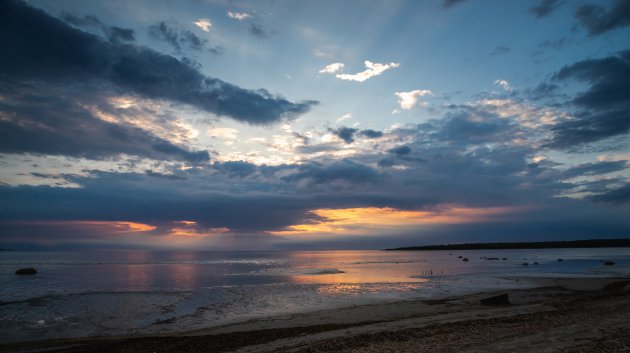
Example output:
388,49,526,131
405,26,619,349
1,277,629,353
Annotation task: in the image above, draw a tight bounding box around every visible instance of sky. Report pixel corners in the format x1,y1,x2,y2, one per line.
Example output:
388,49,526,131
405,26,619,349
1,0,629,250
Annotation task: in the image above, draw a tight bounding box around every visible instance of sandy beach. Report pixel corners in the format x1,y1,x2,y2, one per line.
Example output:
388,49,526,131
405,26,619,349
2,276,629,353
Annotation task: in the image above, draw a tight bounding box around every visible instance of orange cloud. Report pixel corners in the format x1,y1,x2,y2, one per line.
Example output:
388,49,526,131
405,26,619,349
8,220,156,233
60,221,156,233
270,206,517,237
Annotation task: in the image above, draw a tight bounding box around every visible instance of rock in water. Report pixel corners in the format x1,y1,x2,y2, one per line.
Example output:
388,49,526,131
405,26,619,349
480,293,511,306
15,267,37,275
462,257,469,262
603,261,615,266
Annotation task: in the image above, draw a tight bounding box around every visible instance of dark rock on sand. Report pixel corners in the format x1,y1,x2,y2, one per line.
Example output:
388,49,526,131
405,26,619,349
521,262,529,266
558,258,564,262
480,293,510,306
462,257,469,262
603,261,615,266
15,267,37,275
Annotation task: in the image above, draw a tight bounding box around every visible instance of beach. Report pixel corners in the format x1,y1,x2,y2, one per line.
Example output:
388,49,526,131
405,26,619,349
1,277,629,353
2,249,630,352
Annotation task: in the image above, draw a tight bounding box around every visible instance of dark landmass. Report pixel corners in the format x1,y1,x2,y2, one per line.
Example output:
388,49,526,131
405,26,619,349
387,238,630,251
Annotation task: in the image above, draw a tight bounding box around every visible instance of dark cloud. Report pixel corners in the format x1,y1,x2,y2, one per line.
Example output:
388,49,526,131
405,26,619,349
283,160,380,186
443,0,467,9
213,161,257,178
148,21,206,52
358,129,384,139
388,146,412,156
330,127,384,143
575,0,630,36
588,184,630,205
330,127,358,144
489,45,512,56
437,111,515,145
248,23,268,38
528,82,560,99
530,0,563,18
61,13,135,43
560,161,628,179
546,50,630,148
0,0,316,126
0,80,209,162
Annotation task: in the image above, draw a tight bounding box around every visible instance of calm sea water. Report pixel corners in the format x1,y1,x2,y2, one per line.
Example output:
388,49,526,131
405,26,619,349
1,248,629,342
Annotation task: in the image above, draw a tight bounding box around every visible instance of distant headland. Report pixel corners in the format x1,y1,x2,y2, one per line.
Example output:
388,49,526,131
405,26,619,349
387,238,630,251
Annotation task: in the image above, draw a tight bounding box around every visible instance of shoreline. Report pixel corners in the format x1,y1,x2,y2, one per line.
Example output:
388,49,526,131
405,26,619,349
2,276,629,353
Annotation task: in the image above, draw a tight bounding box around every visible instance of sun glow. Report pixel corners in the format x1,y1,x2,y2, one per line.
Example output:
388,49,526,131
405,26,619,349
270,206,516,236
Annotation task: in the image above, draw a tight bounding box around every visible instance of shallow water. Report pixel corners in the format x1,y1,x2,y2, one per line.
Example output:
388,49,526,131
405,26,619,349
1,248,629,343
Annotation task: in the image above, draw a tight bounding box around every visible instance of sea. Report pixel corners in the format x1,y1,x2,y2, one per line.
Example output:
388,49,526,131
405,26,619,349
1,248,629,343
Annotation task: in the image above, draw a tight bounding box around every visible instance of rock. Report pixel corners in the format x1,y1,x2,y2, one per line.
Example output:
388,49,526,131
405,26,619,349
486,257,499,261
603,261,615,266
557,258,564,262
533,262,539,265
480,293,510,305
15,267,37,275
521,262,529,266
501,258,507,260
462,257,469,262
458,255,462,258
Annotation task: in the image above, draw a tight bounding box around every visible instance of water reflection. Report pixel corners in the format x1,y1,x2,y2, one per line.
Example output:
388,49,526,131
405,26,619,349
124,251,152,291
288,250,431,285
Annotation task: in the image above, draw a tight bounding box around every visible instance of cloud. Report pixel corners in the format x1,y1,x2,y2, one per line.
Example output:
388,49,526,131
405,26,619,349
358,129,383,139
227,11,250,21
494,79,514,91
546,50,630,148
443,0,467,9
0,0,316,125
336,61,400,82
313,49,333,59
530,0,564,18
149,21,207,51
389,146,412,156
0,81,210,163
248,23,267,38
489,45,512,56
575,0,630,36
335,113,352,123
193,18,212,32
395,90,433,109
330,127,358,144
588,184,630,204
560,160,628,179
61,13,135,43
283,160,381,186
208,126,239,141
319,63,345,74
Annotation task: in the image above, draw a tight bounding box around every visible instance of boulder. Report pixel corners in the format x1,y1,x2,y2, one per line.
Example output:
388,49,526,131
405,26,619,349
480,293,510,306
462,257,469,262
15,267,37,275
603,261,615,266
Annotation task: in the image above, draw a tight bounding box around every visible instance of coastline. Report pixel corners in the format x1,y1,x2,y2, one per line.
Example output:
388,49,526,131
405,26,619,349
2,276,629,353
